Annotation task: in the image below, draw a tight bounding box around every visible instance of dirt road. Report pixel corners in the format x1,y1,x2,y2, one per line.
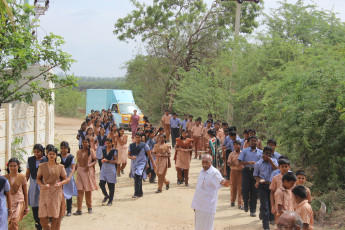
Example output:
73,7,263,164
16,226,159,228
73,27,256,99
55,116,264,230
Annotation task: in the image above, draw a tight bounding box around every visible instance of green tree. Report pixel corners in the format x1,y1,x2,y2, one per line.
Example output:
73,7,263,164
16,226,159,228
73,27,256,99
115,0,262,111
0,1,77,105
55,87,85,118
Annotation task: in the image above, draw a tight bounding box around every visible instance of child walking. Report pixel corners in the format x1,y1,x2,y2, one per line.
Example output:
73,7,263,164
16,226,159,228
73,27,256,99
274,172,296,221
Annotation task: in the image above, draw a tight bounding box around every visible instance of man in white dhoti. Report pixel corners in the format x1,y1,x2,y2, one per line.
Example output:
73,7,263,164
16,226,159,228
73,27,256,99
191,154,230,230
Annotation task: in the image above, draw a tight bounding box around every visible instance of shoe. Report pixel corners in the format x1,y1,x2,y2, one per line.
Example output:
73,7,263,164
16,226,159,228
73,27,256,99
137,194,143,198
143,179,146,182
132,195,138,199
269,220,275,225
259,212,263,220
239,206,244,210
244,206,249,212
166,183,170,190
185,183,189,186
199,156,202,160
155,190,162,193
88,208,93,214
66,212,72,217
117,173,121,177
102,196,109,203
106,202,112,206
194,157,197,159
250,212,256,217
73,210,82,215
121,170,125,174
177,181,182,185
231,203,235,207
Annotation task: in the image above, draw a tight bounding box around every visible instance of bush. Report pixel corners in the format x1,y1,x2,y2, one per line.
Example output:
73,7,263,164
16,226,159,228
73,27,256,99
55,88,85,118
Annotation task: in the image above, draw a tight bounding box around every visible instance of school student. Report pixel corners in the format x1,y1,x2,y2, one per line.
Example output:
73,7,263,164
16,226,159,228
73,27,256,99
202,120,212,154
74,138,98,215
145,129,156,183
186,115,194,138
295,170,312,203
227,140,243,209
266,139,281,161
270,157,291,219
25,144,47,230
77,122,87,149
175,130,193,186
152,134,171,193
222,131,237,180
238,136,263,217
128,133,156,198
253,146,278,230
208,129,222,168
58,141,77,216
170,113,181,148
36,147,69,230
274,172,297,221
107,124,118,149
181,114,188,131
161,110,172,142
115,128,128,177
0,171,12,230
95,127,107,170
100,139,118,206
292,185,314,230
191,119,203,159
241,129,249,149
5,158,28,230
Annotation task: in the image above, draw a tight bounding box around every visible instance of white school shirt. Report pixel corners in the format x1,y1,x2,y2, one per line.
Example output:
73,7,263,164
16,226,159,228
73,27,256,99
191,165,224,214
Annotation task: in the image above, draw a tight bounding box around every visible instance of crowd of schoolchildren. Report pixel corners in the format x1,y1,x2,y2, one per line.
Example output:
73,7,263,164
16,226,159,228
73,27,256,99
0,108,314,230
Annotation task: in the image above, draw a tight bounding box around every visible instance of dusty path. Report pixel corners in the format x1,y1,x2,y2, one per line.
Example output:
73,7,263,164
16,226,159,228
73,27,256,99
54,116,263,230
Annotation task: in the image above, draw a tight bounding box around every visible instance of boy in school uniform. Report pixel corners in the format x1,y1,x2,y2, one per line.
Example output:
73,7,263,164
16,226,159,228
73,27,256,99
238,136,263,217
295,170,312,203
222,131,237,180
241,129,249,149
292,185,314,230
186,115,194,138
161,110,172,142
191,119,203,159
253,146,278,230
270,157,291,218
274,172,297,221
266,139,281,161
227,140,243,209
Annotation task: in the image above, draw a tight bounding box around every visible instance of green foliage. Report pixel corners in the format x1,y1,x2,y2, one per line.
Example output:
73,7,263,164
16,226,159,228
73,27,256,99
11,137,27,163
77,77,126,91
115,0,262,110
55,87,85,118
311,189,345,214
0,1,77,105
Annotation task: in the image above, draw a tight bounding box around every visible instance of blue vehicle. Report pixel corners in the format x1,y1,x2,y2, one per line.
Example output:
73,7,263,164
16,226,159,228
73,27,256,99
86,89,144,129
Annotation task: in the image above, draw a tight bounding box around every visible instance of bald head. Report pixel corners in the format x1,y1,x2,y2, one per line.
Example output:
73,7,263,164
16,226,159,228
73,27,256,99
277,211,303,230
202,154,212,162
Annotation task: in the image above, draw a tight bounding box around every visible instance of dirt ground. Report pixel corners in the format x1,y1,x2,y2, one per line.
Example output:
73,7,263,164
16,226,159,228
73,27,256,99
53,116,267,230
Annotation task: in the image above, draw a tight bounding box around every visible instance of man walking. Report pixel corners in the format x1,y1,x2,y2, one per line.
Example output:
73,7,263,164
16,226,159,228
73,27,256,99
170,113,181,148
191,154,230,230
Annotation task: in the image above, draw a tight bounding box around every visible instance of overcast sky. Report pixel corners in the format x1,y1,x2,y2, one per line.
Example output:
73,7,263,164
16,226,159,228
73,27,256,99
35,0,345,78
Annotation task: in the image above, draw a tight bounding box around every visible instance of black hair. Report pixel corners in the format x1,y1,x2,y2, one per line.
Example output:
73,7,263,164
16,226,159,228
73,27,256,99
249,128,256,134
206,119,212,123
117,127,124,137
228,126,236,132
282,172,297,183
46,144,54,153
296,170,307,177
165,109,169,112
135,132,143,137
247,136,258,142
229,131,236,137
233,140,241,145
111,124,118,132
60,141,71,153
47,147,58,162
105,138,112,143
243,129,249,134
144,123,149,128
180,129,187,140
6,158,22,173
214,122,220,126
82,138,91,156
86,127,94,136
208,129,220,145
267,139,277,146
208,113,212,117
33,144,45,156
278,155,289,160
263,146,273,154
86,118,91,123
222,122,228,127
91,110,95,112
143,116,149,122
292,185,307,199
278,158,290,166
146,129,154,135
189,115,193,118
158,127,164,131
172,112,177,116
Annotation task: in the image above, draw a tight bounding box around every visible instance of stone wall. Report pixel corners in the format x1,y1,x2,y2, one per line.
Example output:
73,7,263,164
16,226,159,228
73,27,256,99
0,101,54,170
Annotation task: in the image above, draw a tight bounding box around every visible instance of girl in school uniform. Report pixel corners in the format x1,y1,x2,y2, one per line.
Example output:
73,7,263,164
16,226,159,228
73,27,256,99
5,158,28,230
99,139,118,206
175,130,193,186
152,134,171,193
85,127,96,152
115,128,128,177
208,129,223,169
36,147,69,230
93,120,101,136
25,144,47,230
0,170,12,230
95,127,107,170
77,122,87,149
107,124,118,149
58,141,77,216
74,138,98,215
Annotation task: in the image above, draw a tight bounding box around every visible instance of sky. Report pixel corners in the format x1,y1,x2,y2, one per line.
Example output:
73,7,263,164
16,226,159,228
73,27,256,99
34,0,345,78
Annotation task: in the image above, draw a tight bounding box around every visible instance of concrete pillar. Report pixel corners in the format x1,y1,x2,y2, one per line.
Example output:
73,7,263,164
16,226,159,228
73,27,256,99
45,102,54,145
33,101,39,144
3,103,12,163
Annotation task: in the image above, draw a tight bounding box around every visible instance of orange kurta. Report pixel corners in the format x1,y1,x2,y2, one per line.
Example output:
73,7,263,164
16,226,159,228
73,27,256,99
153,144,170,175
37,163,66,219
5,173,26,223
76,150,98,191
175,138,193,169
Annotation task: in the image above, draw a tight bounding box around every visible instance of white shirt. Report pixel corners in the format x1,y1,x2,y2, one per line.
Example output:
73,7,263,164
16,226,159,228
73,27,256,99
191,165,224,214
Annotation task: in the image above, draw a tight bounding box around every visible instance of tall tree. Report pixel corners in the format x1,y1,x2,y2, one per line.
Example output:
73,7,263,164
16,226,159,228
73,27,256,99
114,0,262,111
0,0,77,105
